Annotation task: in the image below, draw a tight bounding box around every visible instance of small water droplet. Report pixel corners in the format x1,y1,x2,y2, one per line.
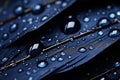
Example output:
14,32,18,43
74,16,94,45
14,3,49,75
51,57,56,62
2,57,8,62
98,31,104,36
18,68,23,73
2,33,9,40
60,52,66,56
116,11,120,16
79,47,87,53
33,69,37,73
9,23,18,33
109,13,116,18
14,6,24,15
32,4,44,14
62,2,67,7
26,71,31,75
62,18,81,34
89,46,94,50
83,17,90,23
41,16,48,22
58,57,64,62
100,77,105,80
55,1,62,5
37,61,48,68
68,56,72,59
48,38,52,42
4,73,8,76
108,29,120,38
97,18,111,26
115,62,120,67
23,0,29,4
28,77,33,80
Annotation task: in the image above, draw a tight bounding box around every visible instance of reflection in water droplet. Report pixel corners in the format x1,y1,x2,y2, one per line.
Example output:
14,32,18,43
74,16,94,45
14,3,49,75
108,29,120,38
79,47,87,53
9,23,18,33
2,33,9,40
83,17,90,23
51,57,56,62
14,6,24,15
58,57,64,62
37,61,48,68
62,18,81,34
41,16,48,22
98,31,104,36
97,18,110,26
2,57,8,62
109,13,116,18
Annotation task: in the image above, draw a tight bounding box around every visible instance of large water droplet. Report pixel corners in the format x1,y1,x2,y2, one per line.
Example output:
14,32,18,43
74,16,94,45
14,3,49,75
108,29,120,38
2,33,9,40
9,23,18,33
14,6,24,15
37,61,48,68
62,18,81,34
32,4,44,14
79,47,87,53
28,43,44,57
97,18,111,26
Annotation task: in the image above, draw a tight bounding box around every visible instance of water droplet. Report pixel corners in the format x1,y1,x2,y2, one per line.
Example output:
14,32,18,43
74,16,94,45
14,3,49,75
4,73,8,76
116,11,120,16
89,46,94,50
9,23,18,33
79,47,87,53
108,29,120,38
28,43,44,57
55,1,62,5
18,68,23,73
58,57,64,62
23,0,29,4
115,62,120,67
32,4,44,14
68,56,72,59
62,2,67,7
48,38,52,42
33,69,37,73
41,16,48,22
100,77,105,80
2,57,8,62
83,17,90,23
51,57,56,62
26,71,31,75
98,31,104,36
14,6,24,15
109,13,116,18
97,18,111,26
2,33,9,40
60,52,66,56
37,61,48,68
62,18,81,34
28,77,33,80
